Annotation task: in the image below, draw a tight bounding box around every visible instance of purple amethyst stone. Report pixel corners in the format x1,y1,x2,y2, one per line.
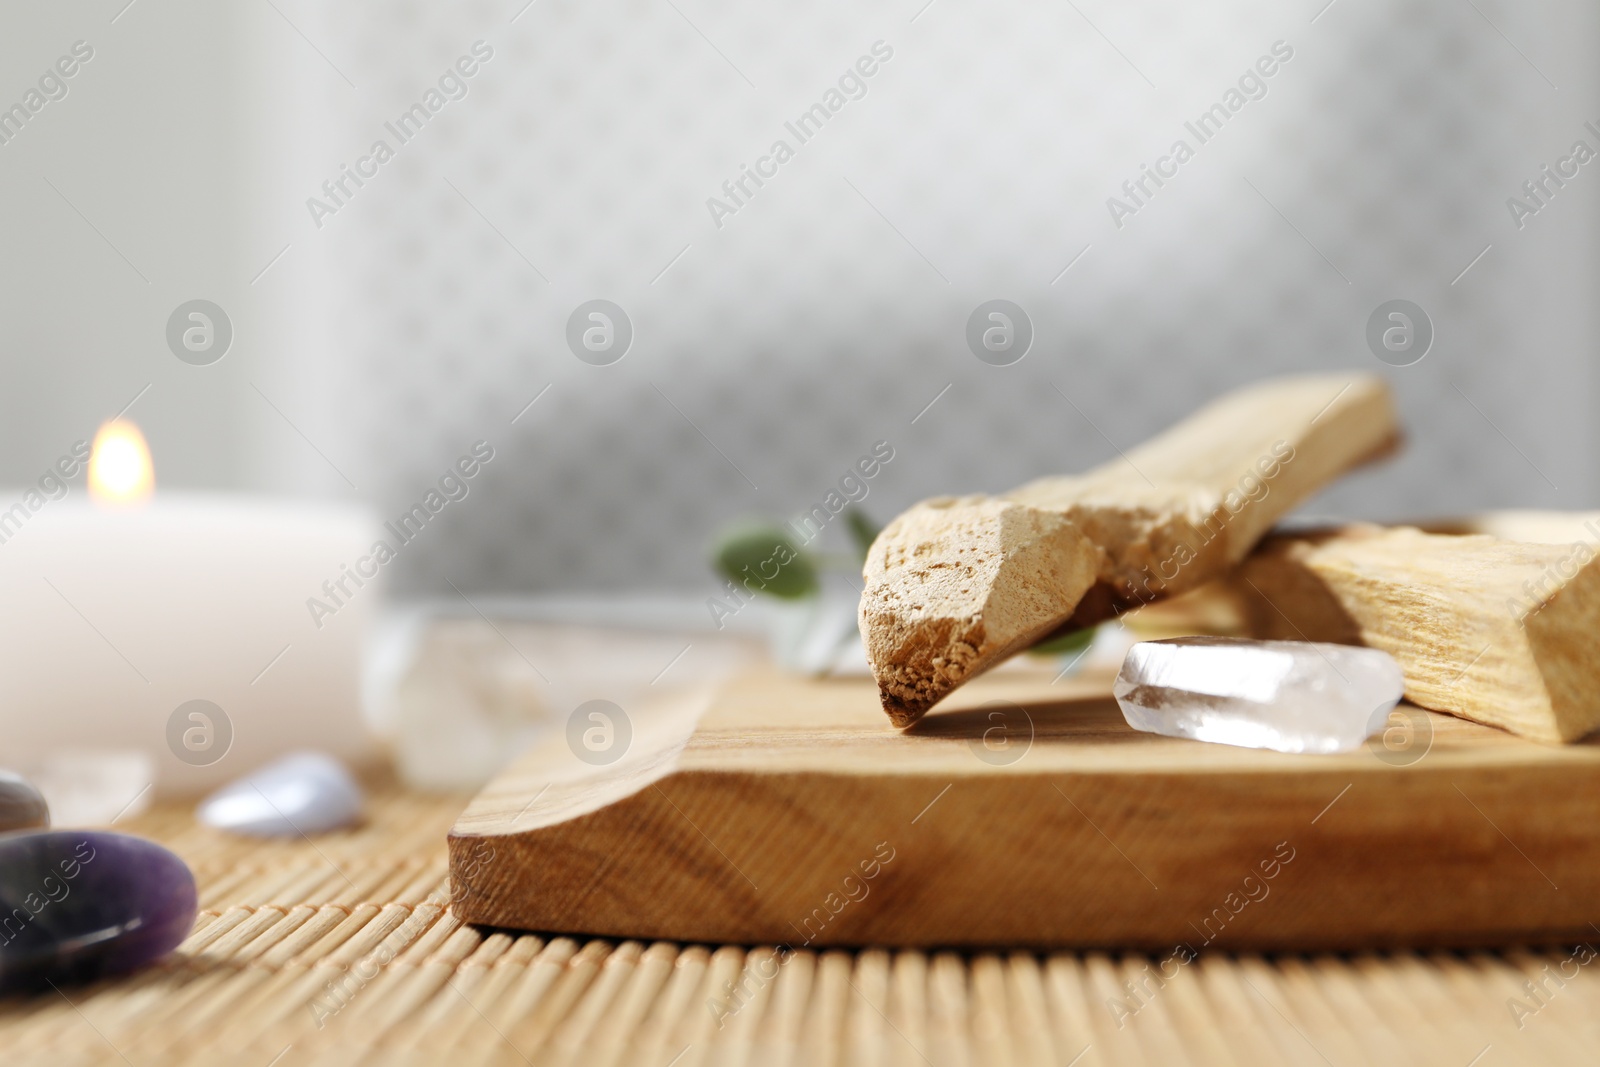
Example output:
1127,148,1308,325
0,831,197,993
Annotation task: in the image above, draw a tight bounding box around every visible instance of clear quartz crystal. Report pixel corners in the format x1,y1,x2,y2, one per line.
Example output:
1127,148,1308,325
1113,637,1405,754
26,751,154,827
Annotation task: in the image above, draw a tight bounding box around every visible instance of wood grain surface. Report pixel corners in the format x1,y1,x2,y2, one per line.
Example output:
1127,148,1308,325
449,662,1600,950
1239,513,1600,743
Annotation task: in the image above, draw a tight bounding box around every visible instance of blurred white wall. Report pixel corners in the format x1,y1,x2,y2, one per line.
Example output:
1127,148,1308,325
0,0,1594,594
0,1,250,488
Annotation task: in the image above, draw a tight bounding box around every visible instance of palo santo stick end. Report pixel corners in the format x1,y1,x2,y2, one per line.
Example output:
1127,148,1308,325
860,496,1101,726
1238,524,1600,744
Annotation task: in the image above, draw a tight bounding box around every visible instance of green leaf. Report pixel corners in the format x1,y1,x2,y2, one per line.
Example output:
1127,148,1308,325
1027,626,1097,658
711,525,820,600
843,508,880,562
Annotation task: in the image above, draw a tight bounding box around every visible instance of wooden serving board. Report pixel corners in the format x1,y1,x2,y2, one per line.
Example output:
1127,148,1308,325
448,664,1600,951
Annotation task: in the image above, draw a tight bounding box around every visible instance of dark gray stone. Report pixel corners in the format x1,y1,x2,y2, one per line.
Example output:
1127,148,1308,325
0,771,48,833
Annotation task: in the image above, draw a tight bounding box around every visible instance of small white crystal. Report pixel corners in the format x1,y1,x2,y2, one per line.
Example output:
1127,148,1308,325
27,750,154,827
198,752,363,837
1114,637,1405,754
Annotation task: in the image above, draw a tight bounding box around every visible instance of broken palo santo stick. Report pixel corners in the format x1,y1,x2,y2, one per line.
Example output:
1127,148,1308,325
1236,519,1600,743
860,374,1400,727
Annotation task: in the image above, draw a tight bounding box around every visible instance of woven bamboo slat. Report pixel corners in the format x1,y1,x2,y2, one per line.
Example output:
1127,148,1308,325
0,775,1590,1065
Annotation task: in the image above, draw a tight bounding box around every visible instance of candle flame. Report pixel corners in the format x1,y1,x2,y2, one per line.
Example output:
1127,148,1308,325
88,420,155,506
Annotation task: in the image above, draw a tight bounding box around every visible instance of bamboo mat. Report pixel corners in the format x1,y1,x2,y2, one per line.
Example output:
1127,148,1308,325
2,777,1594,1066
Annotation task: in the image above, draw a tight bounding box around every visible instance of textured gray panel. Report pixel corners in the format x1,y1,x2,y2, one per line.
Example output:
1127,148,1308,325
287,0,1594,593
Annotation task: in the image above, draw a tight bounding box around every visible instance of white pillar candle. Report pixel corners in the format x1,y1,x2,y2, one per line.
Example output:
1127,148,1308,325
0,490,379,794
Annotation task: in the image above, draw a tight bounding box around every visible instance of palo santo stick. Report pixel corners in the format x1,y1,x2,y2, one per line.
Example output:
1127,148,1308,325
1415,510,1600,546
1236,521,1600,743
860,374,1400,726
855,497,1103,726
